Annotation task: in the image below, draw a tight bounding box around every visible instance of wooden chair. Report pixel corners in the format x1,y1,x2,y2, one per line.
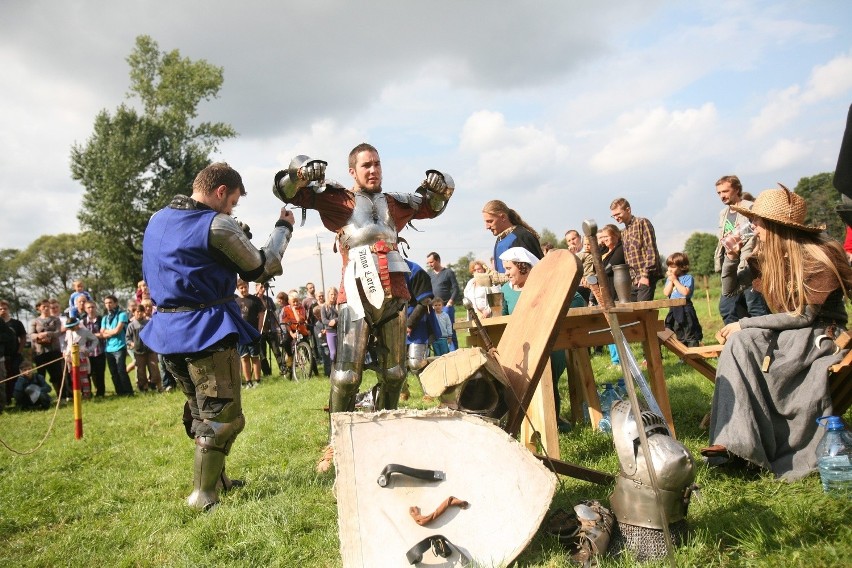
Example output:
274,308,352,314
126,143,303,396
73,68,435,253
658,328,852,416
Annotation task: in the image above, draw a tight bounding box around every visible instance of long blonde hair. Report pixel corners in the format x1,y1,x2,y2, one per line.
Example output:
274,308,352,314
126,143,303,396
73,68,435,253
482,200,540,240
756,220,852,314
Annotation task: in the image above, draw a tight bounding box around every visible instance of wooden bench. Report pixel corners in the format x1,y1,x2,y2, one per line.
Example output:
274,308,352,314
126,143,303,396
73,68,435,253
658,329,852,415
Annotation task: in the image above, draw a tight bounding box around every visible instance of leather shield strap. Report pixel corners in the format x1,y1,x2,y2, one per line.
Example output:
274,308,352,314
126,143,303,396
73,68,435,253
377,463,445,487
405,535,470,565
409,496,470,526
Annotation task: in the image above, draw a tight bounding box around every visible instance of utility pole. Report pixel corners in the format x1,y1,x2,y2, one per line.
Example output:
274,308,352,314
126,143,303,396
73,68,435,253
316,235,326,292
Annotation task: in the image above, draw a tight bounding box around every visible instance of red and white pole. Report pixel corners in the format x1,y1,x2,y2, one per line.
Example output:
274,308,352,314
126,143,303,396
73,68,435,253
71,344,83,439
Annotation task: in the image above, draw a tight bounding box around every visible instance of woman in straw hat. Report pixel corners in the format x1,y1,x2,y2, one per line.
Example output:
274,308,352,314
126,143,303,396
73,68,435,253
702,184,852,479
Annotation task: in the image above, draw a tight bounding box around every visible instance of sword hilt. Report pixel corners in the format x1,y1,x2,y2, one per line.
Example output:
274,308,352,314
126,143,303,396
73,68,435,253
581,219,615,310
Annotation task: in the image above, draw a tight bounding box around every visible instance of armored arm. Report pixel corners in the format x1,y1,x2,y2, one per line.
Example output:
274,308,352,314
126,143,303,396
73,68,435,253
209,212,294,283
416,169,455,214
406,298,432,330
273,155,328,202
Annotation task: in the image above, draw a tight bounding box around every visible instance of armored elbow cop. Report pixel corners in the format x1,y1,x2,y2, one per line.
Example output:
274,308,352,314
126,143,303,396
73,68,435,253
210,215,292,283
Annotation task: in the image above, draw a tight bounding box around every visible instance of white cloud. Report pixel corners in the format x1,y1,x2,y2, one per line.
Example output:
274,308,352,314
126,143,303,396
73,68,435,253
802,52,852,103
752,138,813,172
590,104,718,173
459,110,570,190
749,52,852,138
1,0,851,292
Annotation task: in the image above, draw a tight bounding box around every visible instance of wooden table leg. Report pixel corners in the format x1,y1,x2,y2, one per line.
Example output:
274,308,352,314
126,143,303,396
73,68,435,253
571,348,601,430
639,310,676,438
566,350,584,424
520,358,560,458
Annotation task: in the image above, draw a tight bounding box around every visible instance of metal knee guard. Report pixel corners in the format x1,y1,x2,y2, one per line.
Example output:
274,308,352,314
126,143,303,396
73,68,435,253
330,307,371,413
376,364,407,410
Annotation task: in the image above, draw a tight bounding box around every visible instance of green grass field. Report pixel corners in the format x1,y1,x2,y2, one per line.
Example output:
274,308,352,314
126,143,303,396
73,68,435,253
1,284,850,567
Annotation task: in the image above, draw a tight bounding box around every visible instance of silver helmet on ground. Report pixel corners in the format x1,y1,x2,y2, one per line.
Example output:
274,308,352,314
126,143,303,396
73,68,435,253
608,400,698,561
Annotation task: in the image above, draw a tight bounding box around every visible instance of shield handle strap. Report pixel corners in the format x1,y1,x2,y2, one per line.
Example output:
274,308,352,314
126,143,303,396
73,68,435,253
405,535,470,565
377,464,446,487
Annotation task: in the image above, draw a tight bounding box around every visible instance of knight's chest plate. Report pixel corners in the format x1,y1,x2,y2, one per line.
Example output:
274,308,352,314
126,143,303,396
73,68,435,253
340,193,397,248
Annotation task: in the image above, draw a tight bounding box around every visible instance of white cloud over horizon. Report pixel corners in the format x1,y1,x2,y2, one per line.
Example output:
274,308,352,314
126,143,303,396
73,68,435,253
1,0,851,294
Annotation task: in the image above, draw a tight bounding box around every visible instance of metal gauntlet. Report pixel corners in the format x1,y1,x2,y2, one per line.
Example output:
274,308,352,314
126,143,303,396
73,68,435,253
273,155,328,201
418,169,454,213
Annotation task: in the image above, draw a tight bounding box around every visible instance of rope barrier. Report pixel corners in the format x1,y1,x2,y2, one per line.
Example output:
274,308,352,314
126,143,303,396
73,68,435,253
0,354,65,384
0,358,69,455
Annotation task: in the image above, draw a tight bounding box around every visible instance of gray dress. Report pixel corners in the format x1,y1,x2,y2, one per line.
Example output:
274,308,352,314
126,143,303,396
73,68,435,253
710,286,847,480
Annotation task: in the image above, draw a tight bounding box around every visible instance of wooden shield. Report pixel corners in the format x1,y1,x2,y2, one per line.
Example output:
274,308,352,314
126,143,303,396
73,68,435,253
332,409,557,567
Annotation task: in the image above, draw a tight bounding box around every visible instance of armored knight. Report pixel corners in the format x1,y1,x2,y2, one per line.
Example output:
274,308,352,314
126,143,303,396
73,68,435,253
273,143,453,471
142,162,294,511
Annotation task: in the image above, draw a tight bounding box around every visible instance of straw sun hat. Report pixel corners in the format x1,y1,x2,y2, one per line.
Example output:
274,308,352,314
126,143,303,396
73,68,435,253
730,183,825,233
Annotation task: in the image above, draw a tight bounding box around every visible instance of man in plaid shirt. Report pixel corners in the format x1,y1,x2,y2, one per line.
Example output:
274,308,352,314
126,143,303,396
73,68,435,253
609,197,662,302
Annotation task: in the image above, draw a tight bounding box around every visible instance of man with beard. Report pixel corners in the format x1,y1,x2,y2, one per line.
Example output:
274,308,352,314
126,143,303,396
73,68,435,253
273,143,453,472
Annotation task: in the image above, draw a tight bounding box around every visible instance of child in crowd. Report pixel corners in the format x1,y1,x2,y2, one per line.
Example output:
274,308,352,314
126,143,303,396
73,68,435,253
312,305,331,377
235,279,264,388
68,280,93,313
431,298,454,355
125,305,162,392
63,315,98,399
13,360,52,410
135,280,149,303
663,252,703,347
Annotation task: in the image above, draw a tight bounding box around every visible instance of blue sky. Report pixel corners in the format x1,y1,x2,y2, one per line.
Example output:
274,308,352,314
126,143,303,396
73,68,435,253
1,0,850,291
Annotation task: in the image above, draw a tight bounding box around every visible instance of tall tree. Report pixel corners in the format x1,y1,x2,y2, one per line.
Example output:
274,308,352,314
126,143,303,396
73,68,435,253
539,228,559,250
683,232,718,317
16,233,119,306
0,248,29,316
448,252,477,293
70,35,236,286
793,172,844,242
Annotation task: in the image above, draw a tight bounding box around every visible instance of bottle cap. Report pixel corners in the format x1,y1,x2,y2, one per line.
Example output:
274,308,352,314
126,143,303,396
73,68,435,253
816,415,844,431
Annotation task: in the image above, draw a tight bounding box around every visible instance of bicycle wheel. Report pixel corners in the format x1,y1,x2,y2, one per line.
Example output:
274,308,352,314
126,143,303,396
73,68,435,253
294,341,313,382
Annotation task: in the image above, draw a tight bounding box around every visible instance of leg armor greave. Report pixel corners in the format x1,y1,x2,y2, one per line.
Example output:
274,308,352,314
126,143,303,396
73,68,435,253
329,306,371,413
407,343,430,374
374,310,408,410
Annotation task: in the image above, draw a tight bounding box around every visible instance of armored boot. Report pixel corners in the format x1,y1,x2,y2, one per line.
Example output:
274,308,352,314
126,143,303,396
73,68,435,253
187,438,226,511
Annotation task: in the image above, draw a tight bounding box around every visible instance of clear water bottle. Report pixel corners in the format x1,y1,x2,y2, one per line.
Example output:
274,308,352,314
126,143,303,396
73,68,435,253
597,383,622,434
815,416,852,497
615,377,627,399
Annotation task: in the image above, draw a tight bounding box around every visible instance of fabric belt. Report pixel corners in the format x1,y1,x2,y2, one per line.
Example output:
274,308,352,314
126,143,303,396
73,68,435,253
370,240,395,294
157,295,236,313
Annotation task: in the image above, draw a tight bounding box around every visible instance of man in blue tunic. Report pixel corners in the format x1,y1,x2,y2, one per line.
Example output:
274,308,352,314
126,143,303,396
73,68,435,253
142,162,294,511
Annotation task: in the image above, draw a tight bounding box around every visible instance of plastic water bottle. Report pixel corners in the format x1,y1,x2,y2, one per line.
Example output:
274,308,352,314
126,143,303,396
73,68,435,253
815,416,852,497
597,383,622,434
615,378,627,399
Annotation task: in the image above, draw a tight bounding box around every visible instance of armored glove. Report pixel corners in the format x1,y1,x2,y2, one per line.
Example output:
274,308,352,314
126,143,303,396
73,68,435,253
273,155,328,202
298,159,327,182
422,169,455,200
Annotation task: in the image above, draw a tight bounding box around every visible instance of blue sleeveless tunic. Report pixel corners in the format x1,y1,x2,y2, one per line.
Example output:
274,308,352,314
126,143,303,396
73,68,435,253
141,206,259,354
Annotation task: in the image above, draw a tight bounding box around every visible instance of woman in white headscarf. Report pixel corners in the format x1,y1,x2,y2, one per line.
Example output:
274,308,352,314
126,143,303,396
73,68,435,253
463,259,500,319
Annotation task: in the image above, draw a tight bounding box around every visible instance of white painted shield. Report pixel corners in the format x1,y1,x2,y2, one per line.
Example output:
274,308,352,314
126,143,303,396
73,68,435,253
332,408,556,567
